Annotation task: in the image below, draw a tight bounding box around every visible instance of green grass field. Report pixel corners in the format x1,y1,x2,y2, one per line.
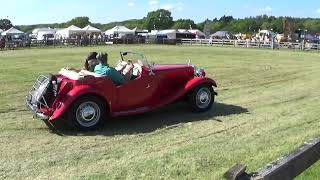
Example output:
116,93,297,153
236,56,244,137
0,45,320,179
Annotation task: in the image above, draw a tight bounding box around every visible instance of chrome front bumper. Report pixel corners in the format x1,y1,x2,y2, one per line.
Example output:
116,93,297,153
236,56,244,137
25,74,54,121
26,99,49,120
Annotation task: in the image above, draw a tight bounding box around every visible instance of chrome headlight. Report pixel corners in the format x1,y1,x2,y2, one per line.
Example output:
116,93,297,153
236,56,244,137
194,66,206,77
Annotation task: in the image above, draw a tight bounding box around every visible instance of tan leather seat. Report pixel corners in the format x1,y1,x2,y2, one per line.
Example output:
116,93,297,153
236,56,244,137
58,68,104,80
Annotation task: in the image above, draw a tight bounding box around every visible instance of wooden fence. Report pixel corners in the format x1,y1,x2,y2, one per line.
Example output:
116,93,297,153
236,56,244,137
224,136,320,180
180,39,320,51
1,38,320,52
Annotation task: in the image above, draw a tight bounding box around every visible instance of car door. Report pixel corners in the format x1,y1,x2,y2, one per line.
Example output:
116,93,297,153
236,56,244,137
115,70,158,112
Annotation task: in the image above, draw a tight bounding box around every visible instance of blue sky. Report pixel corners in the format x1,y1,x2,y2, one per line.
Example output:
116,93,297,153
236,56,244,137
1,0,320,25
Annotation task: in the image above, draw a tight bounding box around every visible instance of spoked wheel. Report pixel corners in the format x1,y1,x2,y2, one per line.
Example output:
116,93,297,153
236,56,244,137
188,84,215,112
68,95,107,131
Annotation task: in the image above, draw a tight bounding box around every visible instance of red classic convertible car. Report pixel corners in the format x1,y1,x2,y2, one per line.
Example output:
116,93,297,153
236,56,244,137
26,52,217,130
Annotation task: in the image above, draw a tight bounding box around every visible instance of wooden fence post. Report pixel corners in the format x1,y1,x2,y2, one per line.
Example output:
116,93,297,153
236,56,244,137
224,136,320,180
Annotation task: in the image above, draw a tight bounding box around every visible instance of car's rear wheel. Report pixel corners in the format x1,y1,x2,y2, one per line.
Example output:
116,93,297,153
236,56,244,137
68,95,107,130
188,84,215,112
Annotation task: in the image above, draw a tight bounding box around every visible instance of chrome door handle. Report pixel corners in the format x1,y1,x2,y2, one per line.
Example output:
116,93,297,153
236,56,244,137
146,84,150,89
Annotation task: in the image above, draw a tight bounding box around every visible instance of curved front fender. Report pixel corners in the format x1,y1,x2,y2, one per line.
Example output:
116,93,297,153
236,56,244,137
149,77,217,110
185,77,217,91
49,85,113,121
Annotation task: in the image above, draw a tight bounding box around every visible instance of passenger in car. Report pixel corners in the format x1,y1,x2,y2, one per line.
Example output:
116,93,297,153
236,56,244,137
122,60,134,80
84,52,99,72
94,52,126,85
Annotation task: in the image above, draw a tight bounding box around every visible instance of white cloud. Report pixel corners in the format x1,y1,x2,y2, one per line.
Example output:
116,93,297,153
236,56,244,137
149,6,157,11
148,0,158,6
161,4,174,10
159,2,184,12
177,6,183,12
148,0,184,12
128,2,135,7
316,8,320,14
258,5,272,13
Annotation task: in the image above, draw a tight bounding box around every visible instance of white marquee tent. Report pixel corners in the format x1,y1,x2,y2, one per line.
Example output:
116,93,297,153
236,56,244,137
1,27,25,36
32,28,57,40
258,29,277,37
32,28,54,34
157,29,177,39
82,25,102,33
177,29,190,33
259,29,273,35
210,31,232,39
147,30,159,39
56,25,85,38
105,26,134,38
148,30,159,35
132,27,148,36
189,29,205,39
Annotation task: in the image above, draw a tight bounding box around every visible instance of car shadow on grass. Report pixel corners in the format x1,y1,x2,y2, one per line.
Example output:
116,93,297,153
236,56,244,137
60,102,249,136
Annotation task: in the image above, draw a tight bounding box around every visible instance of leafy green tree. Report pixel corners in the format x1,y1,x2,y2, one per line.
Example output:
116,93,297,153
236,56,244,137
303,19,320,33
212,21,224,31
91,19,145,31
172,19,196,29
219,15,234,23
0,19,13,30
66,17,90,28
203,20,213,37
143,9,173,30
19,25,37,33
196,18,209,31
121,19,145,29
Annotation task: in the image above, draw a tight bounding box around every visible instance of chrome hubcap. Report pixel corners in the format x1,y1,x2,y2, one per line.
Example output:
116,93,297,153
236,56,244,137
196,87,211,109
76,101,100,127
81,106,96,121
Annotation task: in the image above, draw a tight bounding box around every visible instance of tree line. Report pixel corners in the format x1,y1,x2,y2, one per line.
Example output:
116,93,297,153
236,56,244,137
1,9,320,34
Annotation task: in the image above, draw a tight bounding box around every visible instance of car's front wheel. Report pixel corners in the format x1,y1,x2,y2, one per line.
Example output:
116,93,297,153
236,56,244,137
188,84,215,112
68,95,107,130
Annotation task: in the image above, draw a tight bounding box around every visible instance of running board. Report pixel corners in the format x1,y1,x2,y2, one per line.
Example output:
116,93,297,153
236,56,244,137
113,107,150,116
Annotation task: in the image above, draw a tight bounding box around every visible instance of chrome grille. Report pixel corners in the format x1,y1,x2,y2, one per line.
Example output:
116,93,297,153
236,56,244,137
27,75,52,110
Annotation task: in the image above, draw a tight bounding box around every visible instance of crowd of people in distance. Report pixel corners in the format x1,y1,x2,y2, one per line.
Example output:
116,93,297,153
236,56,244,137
0,37,5,50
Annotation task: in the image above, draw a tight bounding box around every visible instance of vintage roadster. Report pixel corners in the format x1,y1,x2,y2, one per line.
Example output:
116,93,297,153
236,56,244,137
26,52,217,130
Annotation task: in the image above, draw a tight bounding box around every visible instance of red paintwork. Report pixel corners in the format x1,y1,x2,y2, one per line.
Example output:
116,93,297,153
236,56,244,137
45,64,217,121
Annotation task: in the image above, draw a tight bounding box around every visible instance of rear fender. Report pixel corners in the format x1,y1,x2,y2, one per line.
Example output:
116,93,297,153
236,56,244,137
49,85,112,121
